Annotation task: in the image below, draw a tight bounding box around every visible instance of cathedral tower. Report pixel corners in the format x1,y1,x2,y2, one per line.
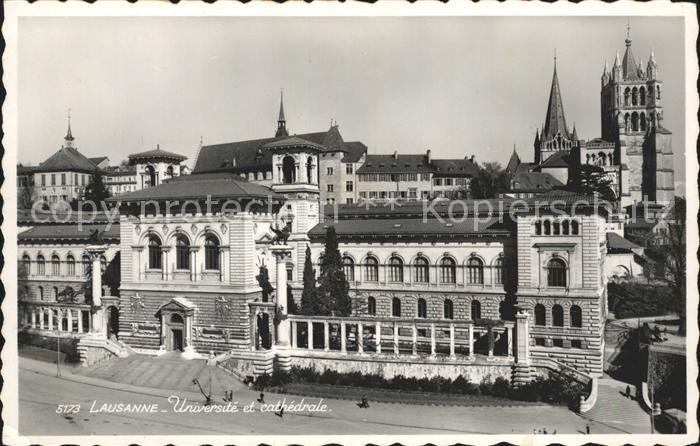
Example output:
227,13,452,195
600,26,674,206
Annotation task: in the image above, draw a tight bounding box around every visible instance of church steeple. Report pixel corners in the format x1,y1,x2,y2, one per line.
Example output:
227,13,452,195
64,109,75,149
621,21,639,80
543,55,569,140
275,90,289,138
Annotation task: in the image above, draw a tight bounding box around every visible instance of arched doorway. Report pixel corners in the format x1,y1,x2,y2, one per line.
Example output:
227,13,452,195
145,165,157,187
257,312,272,350
107,306,120,340
282,156,296,184
168,313,185,351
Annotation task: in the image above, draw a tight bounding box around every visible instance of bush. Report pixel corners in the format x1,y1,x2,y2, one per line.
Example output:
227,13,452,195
18,332,81,363
492,377,511,398
608,282,675,319
510,371,585,410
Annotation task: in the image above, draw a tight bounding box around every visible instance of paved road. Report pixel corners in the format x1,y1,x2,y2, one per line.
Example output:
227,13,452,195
17,356,602,436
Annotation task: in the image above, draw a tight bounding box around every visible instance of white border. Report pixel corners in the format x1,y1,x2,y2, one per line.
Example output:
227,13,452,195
2,1,698,445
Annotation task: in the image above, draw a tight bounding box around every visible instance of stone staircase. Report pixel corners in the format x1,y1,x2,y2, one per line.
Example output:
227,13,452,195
580,378,652,433
77,336,130,367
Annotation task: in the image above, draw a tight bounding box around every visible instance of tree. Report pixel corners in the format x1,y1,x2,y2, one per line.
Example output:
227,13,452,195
567,164,616,202
300,245,320,315
256,264,274,303
286,284,299,315
470,162,508,199
318,227,352,316
651,197,686,334
83,172,111,205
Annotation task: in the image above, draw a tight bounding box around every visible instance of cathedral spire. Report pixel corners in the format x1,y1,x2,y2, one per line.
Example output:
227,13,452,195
543,57,568,140
275,90,289,138
622,22,639,79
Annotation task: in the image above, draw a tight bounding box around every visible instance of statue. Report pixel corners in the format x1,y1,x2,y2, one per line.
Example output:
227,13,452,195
88,228,103,245
270,223,290,245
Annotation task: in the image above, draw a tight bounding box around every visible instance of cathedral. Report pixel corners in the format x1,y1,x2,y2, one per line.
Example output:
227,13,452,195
508,28,675,209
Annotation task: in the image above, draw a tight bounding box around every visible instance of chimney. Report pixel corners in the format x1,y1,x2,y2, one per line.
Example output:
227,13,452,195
427,149,432,163
393,150,398,160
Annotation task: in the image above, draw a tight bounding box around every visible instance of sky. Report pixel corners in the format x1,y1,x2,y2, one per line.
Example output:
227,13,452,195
18,16,686,188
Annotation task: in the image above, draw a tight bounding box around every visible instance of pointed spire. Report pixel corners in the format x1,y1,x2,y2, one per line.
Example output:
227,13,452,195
506,146,521,175
572,122,578,141
603,59,609,74
622,21,639,79
534,129,540,144
614,50,621,67
64,109,75,148
275,89,289,138
543,57,569,140
649,48,656,65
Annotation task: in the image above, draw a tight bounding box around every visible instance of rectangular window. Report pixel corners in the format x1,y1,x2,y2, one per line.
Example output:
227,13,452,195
327,167,334,175
359,192,367,198
434,178,442,186
445,178,453,186
369,191,377,199
409,188,417,199
327,184,334,192
345,181,353,192
552,339,564,348
61,173,66,185
535,338,546,346
74,174,78,184
41,174,46,186
571,340,582,349
345,164,353,174
346,198,353,204
51,174,56,186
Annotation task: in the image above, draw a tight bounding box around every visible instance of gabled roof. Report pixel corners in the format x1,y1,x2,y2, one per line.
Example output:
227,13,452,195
510,172,563,191
543,63,569,140
607,232,642,253
18,223,120,244
106,171,282,203
431,158,479,177
263,136,328,152
505,150,521,175
537,150,571,169
340,141,368,163
88,156,109,166
33,146,101,174
358,154,432,174
193,126,359,174
17,164,35,175
129,146,187,162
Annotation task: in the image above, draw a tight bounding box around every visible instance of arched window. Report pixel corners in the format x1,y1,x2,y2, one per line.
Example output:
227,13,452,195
204,234,220,271
342,256,354,281
467,257,483,284
145,165,156,187
624,87,630,106
571,220,579,235
624,113,630,132
148,234,162,270
535,221,542,235
640,112,646,132
440,257,456,284
553,221,561,235
38,286,44,301
82,255,91,277
388,256,403,282
282,155,296,184
414,256,429,283
21,254,31,276
547,258,567,287
494,256,505,285
609,153,614,165
562,220,570,235
306,156,314,183
552,304,564,327
100,255,107,273
52,255,60,276
640,86,646,105
534,304,546,326
444,299,454,319
67,255,75,276
470,300,481,320
392,297,401,317
417,298,427,318
364,256,379,282
631,112,639,132
166,165,174,178
367,297,376,315
631,87,638,106
570,305,583,328
174,234,190,270
656,85,660,100
53,286,59,300
543,220,551,235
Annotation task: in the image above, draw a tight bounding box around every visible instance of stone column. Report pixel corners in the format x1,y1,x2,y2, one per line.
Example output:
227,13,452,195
340,321,347,353
468,323,475,359
430,323,436,356
411,324,418,356
307,321,314,350
357,322,363,353
507,325,513,357
40,308,45,330
291,321,298,348
393,322,399,355
449,323,456,358
324,322,330,351
67,309,73,332
375,321,382,354
77,311,83,333
48,308,53,331
270,245,293,371
87,245,107,337
515,309,530,363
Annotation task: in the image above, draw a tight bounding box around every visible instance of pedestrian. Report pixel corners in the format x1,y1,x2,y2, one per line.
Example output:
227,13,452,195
361,395,369,408
258,392,265,404
625,385,631,399
275,407,284,418
586,423,590,434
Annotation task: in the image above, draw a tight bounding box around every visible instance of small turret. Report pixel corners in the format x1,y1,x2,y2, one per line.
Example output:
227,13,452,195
275,90,289,138
612,50,622,81
647,49,658,79
602,59,610,86
63,110,75,149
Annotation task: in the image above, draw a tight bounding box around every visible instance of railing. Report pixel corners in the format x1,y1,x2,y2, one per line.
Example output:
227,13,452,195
19,301,92,334
284,314,514,359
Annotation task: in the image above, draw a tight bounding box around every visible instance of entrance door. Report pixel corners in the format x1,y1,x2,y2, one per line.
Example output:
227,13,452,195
172,329,183,351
